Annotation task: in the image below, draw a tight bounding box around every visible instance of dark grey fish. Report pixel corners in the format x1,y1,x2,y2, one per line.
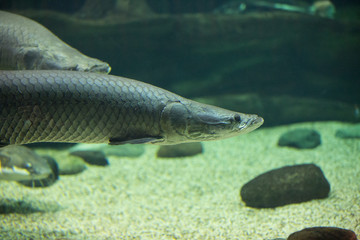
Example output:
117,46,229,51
0,10,111,73
0,70,263,146
0,145,52,181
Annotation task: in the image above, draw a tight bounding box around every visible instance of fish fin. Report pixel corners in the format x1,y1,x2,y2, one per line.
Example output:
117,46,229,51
109,136,163,145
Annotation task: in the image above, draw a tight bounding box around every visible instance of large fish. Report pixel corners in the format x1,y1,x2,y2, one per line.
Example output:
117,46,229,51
0,70,263,145
0,10,111,73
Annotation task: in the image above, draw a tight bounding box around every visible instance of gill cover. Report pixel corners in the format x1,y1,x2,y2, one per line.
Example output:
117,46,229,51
160,101,189,144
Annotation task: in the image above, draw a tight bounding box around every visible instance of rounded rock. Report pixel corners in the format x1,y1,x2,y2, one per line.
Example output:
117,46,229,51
157,142,203,158
287,227,358,240
240,164,330,208
278,128,321,149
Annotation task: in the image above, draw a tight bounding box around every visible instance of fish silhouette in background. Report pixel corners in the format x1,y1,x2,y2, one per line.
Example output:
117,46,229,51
214,0,335,19
0,10,111,73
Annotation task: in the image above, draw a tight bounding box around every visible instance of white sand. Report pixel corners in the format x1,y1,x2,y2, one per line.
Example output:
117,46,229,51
0,121,359,239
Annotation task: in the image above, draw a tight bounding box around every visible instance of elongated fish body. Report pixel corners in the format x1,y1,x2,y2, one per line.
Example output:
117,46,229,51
0,10,110,73
0,70,263,145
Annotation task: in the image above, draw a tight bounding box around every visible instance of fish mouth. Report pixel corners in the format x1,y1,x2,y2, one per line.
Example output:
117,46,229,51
251,116,264,127
242,115,264,133
89,64,111,74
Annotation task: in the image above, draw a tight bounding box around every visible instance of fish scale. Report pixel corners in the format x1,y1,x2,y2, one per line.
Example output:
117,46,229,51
0,70,173,145
0,70,263,145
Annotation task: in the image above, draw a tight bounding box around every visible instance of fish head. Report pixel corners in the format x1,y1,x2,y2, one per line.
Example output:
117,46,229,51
21,47,111,74
40,52,111,74
0,146,52,181
160,100,263,144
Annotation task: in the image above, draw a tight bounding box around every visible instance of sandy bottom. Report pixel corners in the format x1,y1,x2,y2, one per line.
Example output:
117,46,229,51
0,121,359,239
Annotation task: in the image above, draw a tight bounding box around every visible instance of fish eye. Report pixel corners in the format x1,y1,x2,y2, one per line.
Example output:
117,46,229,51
234,114,241,122
24,163,33,169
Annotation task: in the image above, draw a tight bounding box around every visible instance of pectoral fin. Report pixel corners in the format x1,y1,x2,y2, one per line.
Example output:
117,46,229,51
109,136,163,145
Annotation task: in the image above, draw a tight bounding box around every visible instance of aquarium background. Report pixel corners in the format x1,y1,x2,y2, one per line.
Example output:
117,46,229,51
1,0,359,127
0,0,359,239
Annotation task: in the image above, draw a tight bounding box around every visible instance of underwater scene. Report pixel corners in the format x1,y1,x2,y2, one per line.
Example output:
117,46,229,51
0,0,359,239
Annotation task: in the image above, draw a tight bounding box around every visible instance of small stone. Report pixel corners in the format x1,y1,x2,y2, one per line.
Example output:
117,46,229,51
278,128,321,149
56,156,87,175
335,124,360,139
157,142,203,158
240,164,330,208
287,227,358,240
70,151,108,166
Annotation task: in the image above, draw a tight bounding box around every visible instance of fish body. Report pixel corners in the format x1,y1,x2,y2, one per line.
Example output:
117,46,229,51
0,10,111,73
0,70,263,145
0,145,52,181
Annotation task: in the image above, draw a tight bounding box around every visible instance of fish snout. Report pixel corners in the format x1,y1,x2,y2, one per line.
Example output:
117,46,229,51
243,114,264,133
251,115,264,127
89,63,112,74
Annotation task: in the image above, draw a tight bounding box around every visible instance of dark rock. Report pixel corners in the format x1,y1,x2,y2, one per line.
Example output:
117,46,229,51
157,142,203,158
70,150,109,166
56,156,87,175
278,129,321,149
287,227,358,240
18,156,59,188
335,124,360,139
240,164,330,208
